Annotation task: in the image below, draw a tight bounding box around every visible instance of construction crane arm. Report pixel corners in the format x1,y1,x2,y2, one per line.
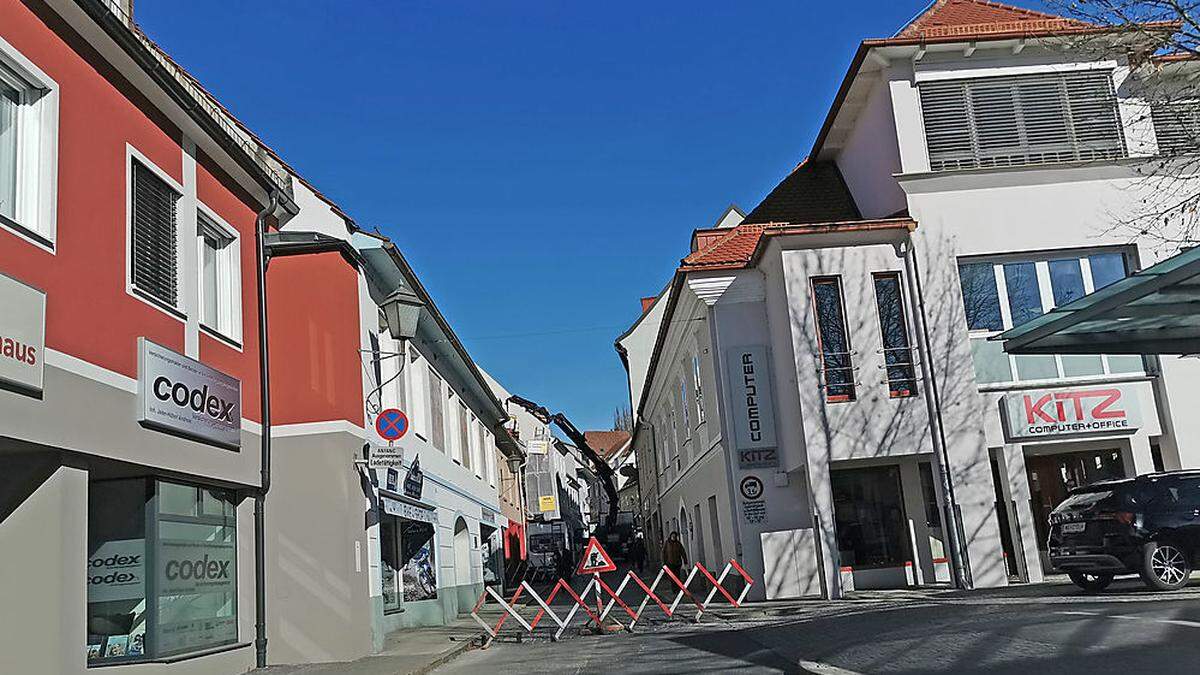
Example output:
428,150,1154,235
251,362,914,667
507,395,620,528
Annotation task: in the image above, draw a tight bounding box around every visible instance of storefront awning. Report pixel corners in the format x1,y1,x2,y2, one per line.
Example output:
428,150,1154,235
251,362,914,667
997,246,1200,356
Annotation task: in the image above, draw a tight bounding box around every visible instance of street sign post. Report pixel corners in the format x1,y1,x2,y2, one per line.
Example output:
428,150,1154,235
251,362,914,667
375,408,409,441
368,444,403,470
576,536,617,575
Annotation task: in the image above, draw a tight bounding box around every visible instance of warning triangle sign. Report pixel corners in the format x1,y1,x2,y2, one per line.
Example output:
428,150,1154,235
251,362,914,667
576,536,618,575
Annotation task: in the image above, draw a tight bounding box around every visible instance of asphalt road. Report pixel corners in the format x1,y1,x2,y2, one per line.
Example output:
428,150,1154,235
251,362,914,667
437,578,1200,674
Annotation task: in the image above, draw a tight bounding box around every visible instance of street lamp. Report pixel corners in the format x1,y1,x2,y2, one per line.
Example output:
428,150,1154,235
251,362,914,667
380,285,423,340
507,456,525,474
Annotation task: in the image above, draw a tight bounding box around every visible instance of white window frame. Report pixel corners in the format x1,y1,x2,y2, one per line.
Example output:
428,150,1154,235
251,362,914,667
196,203,242,346
0,35,58,252
126,144,185,320
960,247,1142,388
692,353,706,426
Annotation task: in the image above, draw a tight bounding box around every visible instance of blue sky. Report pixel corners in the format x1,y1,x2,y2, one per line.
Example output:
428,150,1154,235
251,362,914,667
137,1,985,431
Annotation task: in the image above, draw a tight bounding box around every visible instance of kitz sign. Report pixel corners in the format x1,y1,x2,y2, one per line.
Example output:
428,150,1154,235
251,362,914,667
1003,385,1141,440
726,345,779,469
138,339,241,449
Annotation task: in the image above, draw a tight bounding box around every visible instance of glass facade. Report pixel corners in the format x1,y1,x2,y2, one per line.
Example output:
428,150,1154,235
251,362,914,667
957,249,1143,386
87,478,237,664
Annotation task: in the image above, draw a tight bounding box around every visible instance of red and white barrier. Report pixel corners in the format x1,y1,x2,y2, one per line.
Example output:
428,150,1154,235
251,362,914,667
470,558,755,645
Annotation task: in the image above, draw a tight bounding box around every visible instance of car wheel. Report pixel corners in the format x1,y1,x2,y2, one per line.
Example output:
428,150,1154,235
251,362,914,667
1068,572,1114,592
1140,540,1193,591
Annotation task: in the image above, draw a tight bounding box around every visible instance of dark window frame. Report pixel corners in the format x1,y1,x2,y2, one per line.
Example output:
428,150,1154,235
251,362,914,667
811,275,856,403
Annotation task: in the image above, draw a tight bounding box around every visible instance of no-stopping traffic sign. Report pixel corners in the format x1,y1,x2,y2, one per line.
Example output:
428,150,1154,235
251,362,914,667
375,408,409,441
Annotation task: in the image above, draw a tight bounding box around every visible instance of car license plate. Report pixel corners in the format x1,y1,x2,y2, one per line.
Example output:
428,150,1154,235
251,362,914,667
1062,522,1086,534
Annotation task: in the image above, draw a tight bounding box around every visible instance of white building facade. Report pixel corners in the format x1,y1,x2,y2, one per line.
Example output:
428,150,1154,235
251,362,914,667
624,0,1200,599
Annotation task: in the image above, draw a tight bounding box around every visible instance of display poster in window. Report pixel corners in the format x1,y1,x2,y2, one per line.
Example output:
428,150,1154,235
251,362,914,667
725,345,779,469
0,271,46,397
156,616,237,655
400,520,438,602
137,338,242,450
156,538,236,596
87,539,145,603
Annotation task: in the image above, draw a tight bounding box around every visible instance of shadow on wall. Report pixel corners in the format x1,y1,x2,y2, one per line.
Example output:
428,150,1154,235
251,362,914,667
784,233,1008,589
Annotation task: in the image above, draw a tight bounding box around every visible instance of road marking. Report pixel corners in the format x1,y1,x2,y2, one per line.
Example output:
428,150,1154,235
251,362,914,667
800,660,864,675
1057,610,1200,628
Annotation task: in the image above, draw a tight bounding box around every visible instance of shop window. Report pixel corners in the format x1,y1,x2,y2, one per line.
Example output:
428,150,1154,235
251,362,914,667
956,249,1143,386
130,159,182,311
87,479,237,664
831,466,909,569
380,513,438,609
872,272,917,398
812,276,855,402
198,209,241,343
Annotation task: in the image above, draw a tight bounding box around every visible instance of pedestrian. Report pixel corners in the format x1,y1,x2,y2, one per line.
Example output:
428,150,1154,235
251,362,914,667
629,532,646,573
663,530,687,580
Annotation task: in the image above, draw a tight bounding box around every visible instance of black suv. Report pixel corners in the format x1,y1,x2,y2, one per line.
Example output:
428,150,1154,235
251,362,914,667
1049,471,1200,592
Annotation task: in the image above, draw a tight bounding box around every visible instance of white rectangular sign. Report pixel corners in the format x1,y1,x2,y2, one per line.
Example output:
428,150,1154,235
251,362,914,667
1003,384,1141,440
0,272,46,397
369,444,403,469
138,338,241,449
725,345,779,469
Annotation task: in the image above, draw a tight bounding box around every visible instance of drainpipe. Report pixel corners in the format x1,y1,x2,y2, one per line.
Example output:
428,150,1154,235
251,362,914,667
902,235,970,590
253,191,280,668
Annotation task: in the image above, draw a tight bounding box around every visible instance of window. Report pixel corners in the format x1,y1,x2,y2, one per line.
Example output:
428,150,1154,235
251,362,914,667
812,276,855,402
692,354,706,424
920,70,1126,172
198,210,241,342
428,368,445,451
458,403,471,469
380,513,437,611
678,377,690,441
956,250,1142,385
131,159,181,310
0,53,57,247
87,479,237,664
872,272,917,398
1151,99,1200,156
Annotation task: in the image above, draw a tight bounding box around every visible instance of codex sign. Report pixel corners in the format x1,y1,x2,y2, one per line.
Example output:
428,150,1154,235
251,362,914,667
137,338,241,449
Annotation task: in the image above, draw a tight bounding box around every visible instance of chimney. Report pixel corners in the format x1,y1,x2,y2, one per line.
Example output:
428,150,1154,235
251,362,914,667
640,296,656,313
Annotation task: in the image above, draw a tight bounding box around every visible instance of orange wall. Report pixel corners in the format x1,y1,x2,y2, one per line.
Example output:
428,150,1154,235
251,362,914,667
0,0,265,419
267,252,364,428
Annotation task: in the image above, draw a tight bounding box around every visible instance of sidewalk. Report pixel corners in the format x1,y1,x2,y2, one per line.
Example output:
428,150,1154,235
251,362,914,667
252,613,490,675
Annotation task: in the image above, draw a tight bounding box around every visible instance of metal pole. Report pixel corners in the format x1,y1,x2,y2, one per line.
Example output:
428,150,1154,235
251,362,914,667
902,237,970,590
254,192,280,668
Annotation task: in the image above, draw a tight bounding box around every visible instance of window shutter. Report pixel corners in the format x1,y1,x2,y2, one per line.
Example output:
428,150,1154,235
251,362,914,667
131,161,180,307
920,70,1126,172
1151,99,1200,155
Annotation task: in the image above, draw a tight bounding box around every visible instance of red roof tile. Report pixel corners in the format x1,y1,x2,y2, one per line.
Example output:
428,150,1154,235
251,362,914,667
897,0,1090,40
584,431,631,461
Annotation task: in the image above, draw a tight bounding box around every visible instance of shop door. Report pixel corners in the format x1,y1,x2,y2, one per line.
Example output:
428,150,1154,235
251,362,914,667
1025,449,1125,556
831,465,910,576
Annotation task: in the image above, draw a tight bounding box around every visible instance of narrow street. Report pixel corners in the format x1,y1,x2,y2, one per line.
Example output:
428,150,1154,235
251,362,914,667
441,580,1200,674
